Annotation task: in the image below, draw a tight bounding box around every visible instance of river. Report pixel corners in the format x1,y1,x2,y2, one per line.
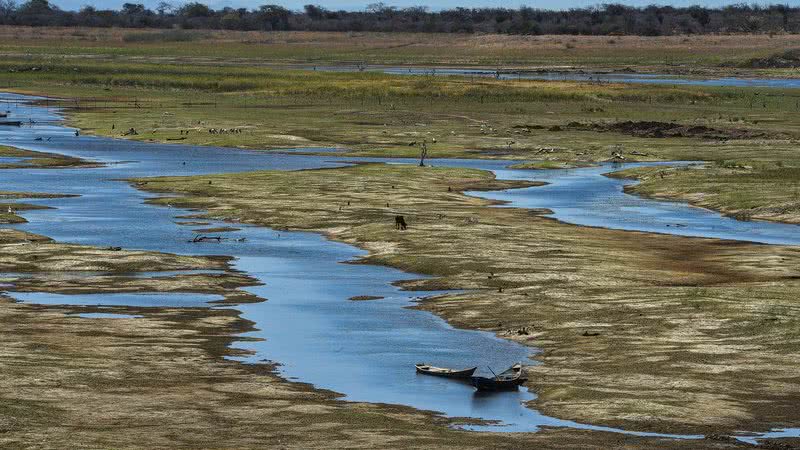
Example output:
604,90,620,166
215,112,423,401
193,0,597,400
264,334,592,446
0,92,797,442
286,65,800,89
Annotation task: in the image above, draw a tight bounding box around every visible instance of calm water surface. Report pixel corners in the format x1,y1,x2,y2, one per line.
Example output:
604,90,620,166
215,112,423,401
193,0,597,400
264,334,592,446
300,65,800,89
0,93,797,441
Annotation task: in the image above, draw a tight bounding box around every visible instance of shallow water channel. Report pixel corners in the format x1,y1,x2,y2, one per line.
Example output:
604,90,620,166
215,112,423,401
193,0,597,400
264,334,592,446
0,93,798,441
292,65,800,89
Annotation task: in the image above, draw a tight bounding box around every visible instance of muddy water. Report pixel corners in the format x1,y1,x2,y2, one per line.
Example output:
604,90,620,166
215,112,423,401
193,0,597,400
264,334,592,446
0,93,796,441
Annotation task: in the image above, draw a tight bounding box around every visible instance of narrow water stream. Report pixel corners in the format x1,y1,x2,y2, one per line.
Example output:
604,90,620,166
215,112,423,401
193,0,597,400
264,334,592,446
284,65,800,89
1,93,797,442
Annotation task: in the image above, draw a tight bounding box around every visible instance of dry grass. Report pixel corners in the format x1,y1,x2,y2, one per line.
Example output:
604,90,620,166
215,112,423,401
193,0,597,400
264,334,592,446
0,27,797,68
2,296,737,449
0,227,733,449
132,163,800,436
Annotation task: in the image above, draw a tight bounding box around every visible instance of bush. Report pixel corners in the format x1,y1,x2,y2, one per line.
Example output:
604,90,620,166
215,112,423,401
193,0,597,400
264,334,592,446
122,30,210,43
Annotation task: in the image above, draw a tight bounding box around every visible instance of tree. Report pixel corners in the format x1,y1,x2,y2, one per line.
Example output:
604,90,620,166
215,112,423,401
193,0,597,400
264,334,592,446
304,4,326,19
156,1,173,15
220,10,242,29
122,3,145,15
18,0,53,15
258,4,290,30
0,0,16,20
1,2,798,35
179,2,211,18
689,6,710,28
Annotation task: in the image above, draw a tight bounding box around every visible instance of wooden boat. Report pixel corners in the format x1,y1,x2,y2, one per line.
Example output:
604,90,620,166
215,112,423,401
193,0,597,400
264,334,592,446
0,120,21,126
415,363,477,379
470,363,527,391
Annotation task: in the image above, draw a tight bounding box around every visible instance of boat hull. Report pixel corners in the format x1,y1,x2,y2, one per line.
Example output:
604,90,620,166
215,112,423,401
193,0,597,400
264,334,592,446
470,375,526,391
415,364,477,379
470,363,527,391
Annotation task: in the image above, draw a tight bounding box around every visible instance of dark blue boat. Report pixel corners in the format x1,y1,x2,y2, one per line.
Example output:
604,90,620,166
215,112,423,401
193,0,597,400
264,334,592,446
471,363,527,391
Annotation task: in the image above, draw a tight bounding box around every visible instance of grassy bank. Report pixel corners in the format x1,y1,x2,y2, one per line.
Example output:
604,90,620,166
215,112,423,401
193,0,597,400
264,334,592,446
2,26,800,228
0,283,726,449
0,203,51,224
610,163,800,224
3,33,800,227
131,162,800,437
2,27,800,70
21,63,796,225
0,145,98,169
0,225,723,448
7,62,800,162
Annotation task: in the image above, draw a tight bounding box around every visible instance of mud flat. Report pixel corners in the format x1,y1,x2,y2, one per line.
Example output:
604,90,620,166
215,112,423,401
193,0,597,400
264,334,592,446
0,213,721,448
2,91,797,447
132,162,800,437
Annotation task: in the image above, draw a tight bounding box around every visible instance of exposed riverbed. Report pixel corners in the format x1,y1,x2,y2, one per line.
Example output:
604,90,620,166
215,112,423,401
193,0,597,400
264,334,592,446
1,93,798,442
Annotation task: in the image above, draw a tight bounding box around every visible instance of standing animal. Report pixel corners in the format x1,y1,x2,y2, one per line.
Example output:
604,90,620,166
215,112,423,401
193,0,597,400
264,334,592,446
395,215,408,230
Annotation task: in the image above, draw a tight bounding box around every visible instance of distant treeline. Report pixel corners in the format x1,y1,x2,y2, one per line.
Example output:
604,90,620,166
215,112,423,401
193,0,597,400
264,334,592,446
1,0,799,35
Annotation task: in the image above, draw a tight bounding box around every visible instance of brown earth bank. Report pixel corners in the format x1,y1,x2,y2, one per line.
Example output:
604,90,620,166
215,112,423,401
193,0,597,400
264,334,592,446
0,296,750,449
0,229,746,449
130,163,800,440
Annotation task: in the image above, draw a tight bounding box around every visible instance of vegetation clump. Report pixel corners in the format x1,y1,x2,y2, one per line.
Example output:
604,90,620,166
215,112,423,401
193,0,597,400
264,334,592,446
743,49,800,68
